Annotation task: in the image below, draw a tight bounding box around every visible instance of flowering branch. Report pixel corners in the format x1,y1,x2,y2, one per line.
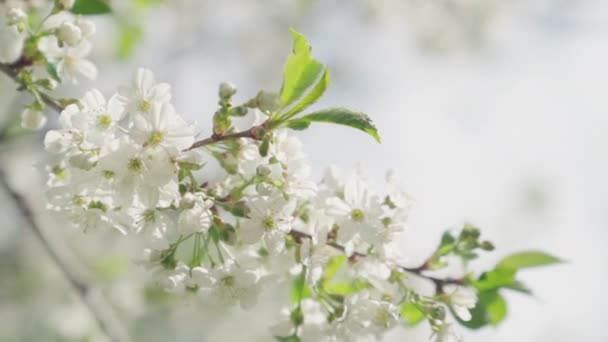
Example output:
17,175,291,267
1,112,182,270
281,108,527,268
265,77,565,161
0,62,64,113
288,229,464,293
186,124,266,150
0,170,130,342
0,3,561,339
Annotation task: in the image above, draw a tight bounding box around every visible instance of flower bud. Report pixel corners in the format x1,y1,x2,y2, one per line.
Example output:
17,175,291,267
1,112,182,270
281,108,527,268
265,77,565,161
6,7,27,27
69,153,96,170
57,0,75,10
57,21,82,46
255,91,280,113
76,17,96,37
256,165,271,177
181,192,196,209
20,108,47,130
219,82,237,99
37,78,58,91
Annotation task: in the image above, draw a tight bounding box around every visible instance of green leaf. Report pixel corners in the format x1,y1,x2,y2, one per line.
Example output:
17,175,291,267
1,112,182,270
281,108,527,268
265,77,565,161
291,269,312,303
400,303,426,326
323,255,346,281
503,280,533,295
285,107,380,142
117,24,143,59
472,268,516,292
485,292,507,326
281,66,330,118
454,290,507,329
71,0,112,15
279,29,326,114
323,280,368,296
46,63,61,82
497,251,562,271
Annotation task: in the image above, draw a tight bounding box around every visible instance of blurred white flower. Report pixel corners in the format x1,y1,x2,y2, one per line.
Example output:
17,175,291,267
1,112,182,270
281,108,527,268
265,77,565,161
38,36,97,82
57,21,82,46
20,108,47,130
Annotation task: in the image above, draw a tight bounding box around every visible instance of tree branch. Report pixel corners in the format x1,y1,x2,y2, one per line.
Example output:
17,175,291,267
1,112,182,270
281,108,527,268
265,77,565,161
0,170,131,342
0,63,64,113
288,229,464,292
185,124,266,151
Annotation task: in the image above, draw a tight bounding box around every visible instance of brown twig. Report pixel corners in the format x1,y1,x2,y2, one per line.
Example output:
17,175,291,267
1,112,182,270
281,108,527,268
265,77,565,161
0,63,64,113
288,229,464,292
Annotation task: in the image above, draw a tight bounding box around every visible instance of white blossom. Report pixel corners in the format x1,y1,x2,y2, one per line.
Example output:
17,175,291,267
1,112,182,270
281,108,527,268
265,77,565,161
445,285,477,321
38,36,97,82
118,68,171,116
20,108,47,130
57,21,82,46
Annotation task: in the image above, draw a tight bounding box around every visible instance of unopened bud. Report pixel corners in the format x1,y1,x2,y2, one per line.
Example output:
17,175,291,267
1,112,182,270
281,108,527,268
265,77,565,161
37,78,58,91
229,106,248,117
181,192,196,209
480,241,495,251
219,82,236,99
256,165,271,177
57,0,75,10
7,7,27,27
75,17,96,37
255,91,280,113
57,21,82,46
20,108,47,130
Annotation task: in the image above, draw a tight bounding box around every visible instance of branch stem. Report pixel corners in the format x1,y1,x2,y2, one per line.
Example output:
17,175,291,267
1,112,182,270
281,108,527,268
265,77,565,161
0,63,64,113
0,171,131,342
288,229,464,291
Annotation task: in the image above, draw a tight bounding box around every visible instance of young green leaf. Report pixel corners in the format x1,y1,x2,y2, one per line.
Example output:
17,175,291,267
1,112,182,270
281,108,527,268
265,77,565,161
281,66,330,118
323,280,368,296
46,63,61,82
454,290,507,329
323,255,347,281
485,292,507,326
291,269,312,303
279,29,326,115
400,303,426,326
71,0,112,15
117,24,143,59
285,107,381,142
497,251,562,271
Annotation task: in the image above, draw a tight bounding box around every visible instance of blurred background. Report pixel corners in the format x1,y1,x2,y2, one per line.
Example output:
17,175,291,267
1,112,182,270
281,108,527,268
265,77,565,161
0,0,605,341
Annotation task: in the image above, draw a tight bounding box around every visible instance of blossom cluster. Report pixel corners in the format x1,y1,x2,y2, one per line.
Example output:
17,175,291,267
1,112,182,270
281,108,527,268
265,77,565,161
2,0,97,131
2,3,559,342
42,66,478,341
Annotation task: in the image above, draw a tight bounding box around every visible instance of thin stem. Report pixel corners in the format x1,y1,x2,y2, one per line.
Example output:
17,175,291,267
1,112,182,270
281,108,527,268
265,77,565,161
185,126,262,151
0,170,131,342
288,229,464,292
0,63,64,113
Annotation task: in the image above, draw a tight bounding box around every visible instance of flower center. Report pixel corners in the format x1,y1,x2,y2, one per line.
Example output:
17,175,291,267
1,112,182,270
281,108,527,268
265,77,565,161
127,158,143,172
221,276,235,287
138,100,152,112
147,131,164,146
262,216,276,231
143,209,156,222
351,208,365,222
97,114,112,129
102,170,114,179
